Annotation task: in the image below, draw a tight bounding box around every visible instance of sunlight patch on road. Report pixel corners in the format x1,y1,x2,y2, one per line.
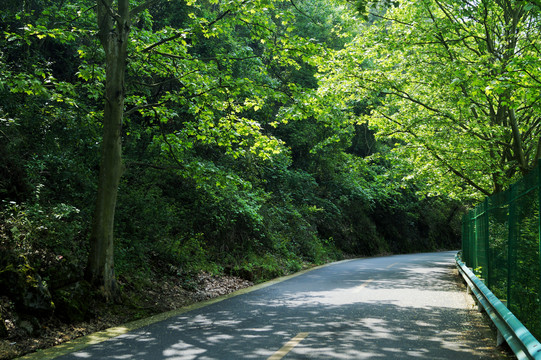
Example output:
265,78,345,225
248,287,467,309
352,279,374,293
244,325,274,332
162,340,207,359
358,318,397,340
206,333,234,343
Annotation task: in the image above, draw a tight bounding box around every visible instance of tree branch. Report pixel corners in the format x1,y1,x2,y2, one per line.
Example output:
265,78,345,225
143,31,187,53
508,108,528,173
367,12,414,27
425,6,455,61
125,160,181,170
130,0,162,17
154,50,260,62
159,112,184,168
374,110,493,196
143,6,237,53
125,101,165,116
288,0,323,27
98,0,120,22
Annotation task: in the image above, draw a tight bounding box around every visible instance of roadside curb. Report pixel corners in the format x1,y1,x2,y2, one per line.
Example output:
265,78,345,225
17,260,351,359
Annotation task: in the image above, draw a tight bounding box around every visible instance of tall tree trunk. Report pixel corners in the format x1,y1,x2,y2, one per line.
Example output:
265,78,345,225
86,0,130,301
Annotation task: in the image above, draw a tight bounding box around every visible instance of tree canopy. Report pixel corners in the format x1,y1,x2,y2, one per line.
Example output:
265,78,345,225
320,0,541,199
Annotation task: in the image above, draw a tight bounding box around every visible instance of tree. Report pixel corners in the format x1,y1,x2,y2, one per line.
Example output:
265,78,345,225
86,0,158,300
320,0,541,200
85,0,334,299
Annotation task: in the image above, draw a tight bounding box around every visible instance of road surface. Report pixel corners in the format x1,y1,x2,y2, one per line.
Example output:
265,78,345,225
54,251,506,359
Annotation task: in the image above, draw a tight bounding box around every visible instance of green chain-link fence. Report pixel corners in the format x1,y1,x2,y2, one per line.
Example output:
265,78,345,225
462,161,541,340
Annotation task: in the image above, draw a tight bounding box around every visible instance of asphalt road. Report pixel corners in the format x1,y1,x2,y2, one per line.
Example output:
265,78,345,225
55,251,506,359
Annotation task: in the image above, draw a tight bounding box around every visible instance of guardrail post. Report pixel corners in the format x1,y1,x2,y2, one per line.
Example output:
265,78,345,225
497,330,504,347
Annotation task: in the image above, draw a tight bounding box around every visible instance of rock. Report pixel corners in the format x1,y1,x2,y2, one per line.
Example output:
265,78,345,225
52,280,93,323
13,314,42,337
18,319,35,336
0,254,55,315
46,258,84,290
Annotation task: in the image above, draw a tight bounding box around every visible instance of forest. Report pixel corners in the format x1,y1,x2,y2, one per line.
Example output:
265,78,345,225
1,0,541,357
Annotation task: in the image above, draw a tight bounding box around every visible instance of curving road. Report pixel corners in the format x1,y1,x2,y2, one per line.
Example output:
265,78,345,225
53,251,506,359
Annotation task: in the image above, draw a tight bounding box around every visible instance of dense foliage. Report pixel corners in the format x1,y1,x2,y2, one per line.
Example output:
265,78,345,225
322,0,541,199
0,0,467,344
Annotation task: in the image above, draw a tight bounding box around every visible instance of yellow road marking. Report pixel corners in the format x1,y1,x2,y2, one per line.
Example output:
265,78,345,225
352,278,373,293
268,332,309,360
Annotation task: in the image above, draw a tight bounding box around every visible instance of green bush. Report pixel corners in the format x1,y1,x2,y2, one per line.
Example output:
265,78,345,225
1,201,87,265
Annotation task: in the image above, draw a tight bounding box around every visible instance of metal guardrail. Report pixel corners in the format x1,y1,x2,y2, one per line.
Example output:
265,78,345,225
456,253,541,360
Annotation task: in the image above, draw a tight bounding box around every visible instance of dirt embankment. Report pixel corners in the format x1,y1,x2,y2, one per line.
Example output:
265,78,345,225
0,272,253,359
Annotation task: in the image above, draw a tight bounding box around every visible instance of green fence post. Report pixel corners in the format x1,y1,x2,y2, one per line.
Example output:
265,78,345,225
538,159,541,325
462,216,467,263
470,210,476,269
469,213,473,265
484,198,491,288
473,209,479,271
463,212,470,265
508,184,517,311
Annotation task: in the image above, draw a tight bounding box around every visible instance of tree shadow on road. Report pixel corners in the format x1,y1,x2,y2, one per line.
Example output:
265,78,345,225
58,252,508,359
